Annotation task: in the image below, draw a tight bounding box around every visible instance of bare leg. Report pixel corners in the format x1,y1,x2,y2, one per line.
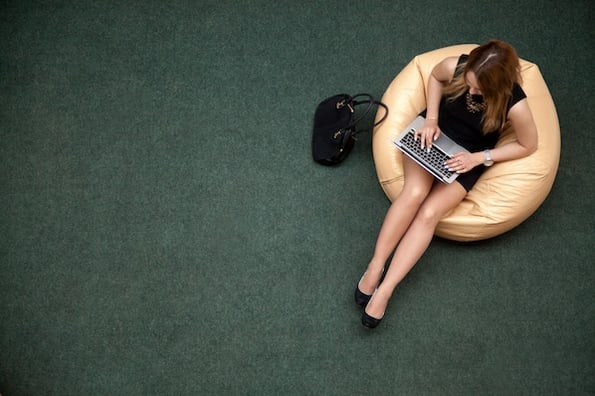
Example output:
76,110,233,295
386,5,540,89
358,157,434,294
364,180,468,319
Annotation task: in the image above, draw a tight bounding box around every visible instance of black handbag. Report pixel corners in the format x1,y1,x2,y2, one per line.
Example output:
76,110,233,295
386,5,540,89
312,93,388,165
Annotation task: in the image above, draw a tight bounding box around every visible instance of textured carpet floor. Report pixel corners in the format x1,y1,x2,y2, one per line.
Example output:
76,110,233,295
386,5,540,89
1,1,594,395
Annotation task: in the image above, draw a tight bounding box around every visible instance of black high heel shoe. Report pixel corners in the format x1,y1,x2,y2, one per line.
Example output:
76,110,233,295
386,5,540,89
354,286,372,307
354,270,383,308
361,310,383,329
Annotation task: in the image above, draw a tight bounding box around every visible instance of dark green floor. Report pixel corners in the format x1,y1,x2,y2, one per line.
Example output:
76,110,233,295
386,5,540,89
1,1,594,395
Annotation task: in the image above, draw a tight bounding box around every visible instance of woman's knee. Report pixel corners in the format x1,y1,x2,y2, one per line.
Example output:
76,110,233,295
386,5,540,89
400,183,432,206
415,187,466,228
415,205,442,227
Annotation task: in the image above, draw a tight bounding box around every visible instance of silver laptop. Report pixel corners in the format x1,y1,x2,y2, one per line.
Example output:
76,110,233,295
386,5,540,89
393,116,469,184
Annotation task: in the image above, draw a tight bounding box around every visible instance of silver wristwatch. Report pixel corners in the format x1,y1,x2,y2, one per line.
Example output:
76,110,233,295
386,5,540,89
483,149,494,167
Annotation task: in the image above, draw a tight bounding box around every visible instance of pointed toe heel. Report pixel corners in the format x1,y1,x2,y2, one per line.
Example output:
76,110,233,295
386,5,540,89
354,286,372,307
361,311,383,329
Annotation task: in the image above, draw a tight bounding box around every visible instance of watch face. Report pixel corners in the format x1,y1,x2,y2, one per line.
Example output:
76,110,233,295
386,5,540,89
484,150,493,166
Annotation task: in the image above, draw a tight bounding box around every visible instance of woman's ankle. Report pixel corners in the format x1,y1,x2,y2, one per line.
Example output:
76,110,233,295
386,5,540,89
358,265,384,294
365,287,391,319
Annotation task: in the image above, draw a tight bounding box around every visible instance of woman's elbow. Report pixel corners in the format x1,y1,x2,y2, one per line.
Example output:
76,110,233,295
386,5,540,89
522,138,538,157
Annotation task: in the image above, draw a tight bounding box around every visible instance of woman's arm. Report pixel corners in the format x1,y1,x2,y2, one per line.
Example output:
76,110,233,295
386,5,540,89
488,99,538,163
418,56,459,150
459,99,538,170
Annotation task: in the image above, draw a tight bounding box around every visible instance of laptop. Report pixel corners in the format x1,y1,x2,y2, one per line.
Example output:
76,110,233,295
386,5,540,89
393,116,469,184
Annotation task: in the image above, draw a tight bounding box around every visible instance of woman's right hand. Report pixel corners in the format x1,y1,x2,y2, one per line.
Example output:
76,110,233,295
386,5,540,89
414,119,441,151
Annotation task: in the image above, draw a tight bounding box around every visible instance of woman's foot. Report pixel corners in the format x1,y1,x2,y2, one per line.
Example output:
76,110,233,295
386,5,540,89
361,288,389,329
361,310,383,329
354,286,372,307
354,268,384,307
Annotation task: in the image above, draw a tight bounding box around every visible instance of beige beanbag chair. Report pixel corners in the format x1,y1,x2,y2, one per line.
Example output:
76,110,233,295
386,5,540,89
373,44,560,241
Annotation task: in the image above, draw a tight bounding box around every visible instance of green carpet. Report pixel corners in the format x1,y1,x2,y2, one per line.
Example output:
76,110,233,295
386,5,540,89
1,1,594,394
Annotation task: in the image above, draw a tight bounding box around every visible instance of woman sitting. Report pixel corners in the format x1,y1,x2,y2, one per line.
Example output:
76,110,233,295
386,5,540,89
355,39,538,329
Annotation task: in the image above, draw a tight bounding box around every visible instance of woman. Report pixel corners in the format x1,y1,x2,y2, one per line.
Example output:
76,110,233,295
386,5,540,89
355,40,538,329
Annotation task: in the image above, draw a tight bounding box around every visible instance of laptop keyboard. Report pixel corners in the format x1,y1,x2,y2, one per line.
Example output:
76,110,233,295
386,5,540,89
400,131,455,178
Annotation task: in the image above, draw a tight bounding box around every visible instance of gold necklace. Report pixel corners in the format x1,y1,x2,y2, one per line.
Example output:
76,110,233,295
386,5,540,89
465,92,486,113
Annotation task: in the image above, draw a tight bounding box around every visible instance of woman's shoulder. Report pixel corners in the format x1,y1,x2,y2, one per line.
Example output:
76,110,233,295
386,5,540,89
508,83,527,111
433,56,461,81
453,54,468,77
512,82,526,100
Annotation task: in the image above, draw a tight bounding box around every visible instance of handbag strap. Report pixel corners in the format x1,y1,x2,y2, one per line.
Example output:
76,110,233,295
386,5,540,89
347,93,389,135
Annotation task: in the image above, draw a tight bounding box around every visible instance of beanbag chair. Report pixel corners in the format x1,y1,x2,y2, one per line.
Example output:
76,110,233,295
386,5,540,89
372,44,560,241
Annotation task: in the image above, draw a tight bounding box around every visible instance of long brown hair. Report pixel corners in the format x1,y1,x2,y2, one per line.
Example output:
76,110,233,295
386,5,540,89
444,40,522,133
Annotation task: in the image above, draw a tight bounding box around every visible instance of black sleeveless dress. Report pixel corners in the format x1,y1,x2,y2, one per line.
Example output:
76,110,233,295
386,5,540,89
426,54,527,191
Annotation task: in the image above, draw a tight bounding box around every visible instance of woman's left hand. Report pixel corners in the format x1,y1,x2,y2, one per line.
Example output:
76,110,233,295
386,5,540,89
444,152,482,173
